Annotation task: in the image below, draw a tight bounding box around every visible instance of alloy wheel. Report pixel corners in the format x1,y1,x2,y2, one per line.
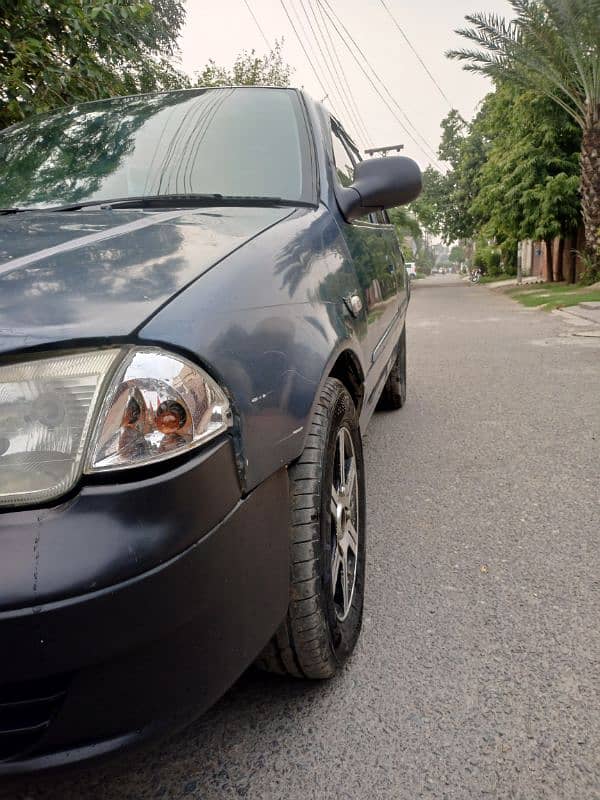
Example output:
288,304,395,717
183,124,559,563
330,426,359,621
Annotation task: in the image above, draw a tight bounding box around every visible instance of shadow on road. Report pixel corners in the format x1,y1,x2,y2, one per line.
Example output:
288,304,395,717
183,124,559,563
2,667,331,799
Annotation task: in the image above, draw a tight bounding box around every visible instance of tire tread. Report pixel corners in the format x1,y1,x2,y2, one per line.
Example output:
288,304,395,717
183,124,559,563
256,377,353,679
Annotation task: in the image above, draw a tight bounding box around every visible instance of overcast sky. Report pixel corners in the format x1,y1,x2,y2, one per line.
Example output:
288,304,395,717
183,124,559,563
177,0,513,169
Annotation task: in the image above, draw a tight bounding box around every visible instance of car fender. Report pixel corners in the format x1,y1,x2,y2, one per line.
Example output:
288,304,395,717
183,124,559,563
139,206,366,492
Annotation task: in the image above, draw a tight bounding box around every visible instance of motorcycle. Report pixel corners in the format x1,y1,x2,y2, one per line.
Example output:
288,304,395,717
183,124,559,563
469,268,482,284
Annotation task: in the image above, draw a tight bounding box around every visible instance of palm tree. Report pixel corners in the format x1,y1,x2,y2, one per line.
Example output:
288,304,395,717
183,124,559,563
448,0,600,276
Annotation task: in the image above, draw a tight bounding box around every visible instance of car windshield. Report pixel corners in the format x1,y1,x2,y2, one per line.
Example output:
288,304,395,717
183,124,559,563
0,87,311,210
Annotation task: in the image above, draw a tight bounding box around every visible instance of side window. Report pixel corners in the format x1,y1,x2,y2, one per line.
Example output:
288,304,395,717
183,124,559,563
330,123,356,188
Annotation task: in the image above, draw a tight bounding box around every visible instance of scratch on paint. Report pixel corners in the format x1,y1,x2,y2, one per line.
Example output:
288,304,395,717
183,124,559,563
33,518,41,596
276,426,304,444
250,391,274,404
282,368,318,386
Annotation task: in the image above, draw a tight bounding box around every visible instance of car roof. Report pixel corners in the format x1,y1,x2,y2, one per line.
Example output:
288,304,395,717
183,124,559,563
39,85,302,116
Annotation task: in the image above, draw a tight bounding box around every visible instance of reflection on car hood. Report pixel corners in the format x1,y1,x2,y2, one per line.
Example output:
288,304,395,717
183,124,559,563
0,206,293,354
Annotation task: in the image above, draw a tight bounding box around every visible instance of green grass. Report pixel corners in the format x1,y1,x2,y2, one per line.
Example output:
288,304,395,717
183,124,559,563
506,282,600,311
367,308,384,324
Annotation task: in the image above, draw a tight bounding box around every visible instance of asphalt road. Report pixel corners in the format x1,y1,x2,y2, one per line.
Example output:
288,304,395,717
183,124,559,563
7,276,600,800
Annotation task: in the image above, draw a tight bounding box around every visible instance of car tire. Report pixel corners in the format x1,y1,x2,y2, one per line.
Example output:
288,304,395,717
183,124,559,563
257,377,366,679
377,324,407,410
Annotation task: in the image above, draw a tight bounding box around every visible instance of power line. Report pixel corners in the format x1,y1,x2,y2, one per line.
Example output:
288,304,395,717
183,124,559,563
378,0,453,108
290,0,353,126
241,0,272,51
290,0,344,117
280,0,340,118
298,0,361,143
296,0,367,148
281,0,344,118
319,0,441,165
317,0,443,168
313,0,372,146
311,0,373,146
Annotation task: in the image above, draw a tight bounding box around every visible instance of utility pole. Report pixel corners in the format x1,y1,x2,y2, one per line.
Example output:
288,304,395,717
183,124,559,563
364,144,404,157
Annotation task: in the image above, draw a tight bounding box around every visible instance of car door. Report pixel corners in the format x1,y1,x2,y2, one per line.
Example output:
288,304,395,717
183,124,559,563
378,208,409,323
329,121,400,369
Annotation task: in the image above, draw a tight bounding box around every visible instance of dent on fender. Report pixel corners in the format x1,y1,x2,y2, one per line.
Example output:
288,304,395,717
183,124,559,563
139,222,348,490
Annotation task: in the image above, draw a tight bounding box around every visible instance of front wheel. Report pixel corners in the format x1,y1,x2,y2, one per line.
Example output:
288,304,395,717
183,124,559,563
257,378,366,679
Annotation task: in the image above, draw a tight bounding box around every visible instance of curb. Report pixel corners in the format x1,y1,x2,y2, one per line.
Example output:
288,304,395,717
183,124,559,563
553,306,600,331
484,277,543,289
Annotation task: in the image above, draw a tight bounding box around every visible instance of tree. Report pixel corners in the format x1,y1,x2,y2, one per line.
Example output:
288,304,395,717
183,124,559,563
410,108,488,245
388,207,421,242
473,238,503,275
441,109,488,243
470,84,580,280
414,237,437,273
449,245,466,265
410,167,447,239
0,91,190,208
438,109,467,166
0,0,188,129
194,40,293,88
434,110,476,243
448,0,600,279
412,83,581,280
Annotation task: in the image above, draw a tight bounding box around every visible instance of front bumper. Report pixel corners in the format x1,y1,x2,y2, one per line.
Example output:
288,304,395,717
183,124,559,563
0,444,289,775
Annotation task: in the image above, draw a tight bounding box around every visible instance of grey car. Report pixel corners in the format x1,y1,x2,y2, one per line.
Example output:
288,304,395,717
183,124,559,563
0,86,421,772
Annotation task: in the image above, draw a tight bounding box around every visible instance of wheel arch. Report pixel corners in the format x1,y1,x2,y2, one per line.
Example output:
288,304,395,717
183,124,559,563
327,347,365,416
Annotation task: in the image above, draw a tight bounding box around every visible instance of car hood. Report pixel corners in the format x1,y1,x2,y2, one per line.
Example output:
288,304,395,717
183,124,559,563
0,206,294,355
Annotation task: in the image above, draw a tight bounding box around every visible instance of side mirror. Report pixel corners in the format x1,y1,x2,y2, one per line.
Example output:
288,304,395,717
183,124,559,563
336,156,422,222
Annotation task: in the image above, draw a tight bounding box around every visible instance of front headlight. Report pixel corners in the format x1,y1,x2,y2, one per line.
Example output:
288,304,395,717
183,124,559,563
0,350,121,508
86,348,231,473
0,348,231,508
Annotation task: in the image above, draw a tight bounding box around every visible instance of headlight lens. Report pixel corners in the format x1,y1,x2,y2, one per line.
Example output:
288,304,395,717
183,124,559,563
0,350,121,507
86,348,231,473
0,348,231,507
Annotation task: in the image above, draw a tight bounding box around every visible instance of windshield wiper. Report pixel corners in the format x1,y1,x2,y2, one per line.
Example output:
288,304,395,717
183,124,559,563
53,194,305,212
55,194,224,212
0,207,28,215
